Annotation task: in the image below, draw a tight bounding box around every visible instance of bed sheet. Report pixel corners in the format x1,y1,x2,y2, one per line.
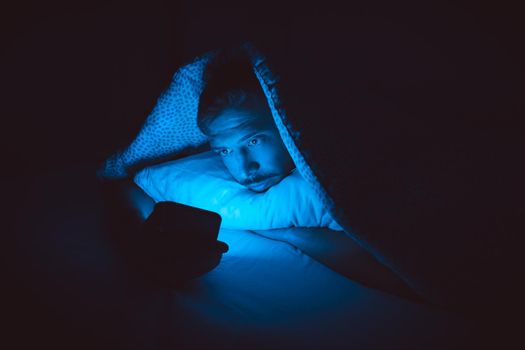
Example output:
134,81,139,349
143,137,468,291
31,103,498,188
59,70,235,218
166,228,476,350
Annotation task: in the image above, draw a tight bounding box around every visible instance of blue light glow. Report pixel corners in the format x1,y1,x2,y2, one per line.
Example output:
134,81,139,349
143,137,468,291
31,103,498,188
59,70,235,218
134,151,342,232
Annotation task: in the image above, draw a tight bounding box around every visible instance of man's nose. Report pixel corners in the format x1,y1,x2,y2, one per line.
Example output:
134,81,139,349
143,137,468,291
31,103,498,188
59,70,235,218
236,151,259,179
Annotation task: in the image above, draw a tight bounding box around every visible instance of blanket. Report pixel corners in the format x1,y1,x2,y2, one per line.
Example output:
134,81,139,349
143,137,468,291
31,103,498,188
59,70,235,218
98,12,521,312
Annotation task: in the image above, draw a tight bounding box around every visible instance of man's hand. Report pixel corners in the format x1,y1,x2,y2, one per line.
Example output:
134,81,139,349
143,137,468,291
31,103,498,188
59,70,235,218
135,205,228,287
141,238,229,287
101,180,228,287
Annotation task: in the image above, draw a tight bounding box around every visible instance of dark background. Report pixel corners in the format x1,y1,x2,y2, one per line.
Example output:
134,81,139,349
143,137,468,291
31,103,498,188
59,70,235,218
1,0,523,174
1,0,523,348
0,2,293,348
0,0,293,176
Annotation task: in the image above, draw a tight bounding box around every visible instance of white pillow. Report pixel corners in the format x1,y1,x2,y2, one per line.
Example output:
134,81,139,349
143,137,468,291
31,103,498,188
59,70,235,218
133,151,342,231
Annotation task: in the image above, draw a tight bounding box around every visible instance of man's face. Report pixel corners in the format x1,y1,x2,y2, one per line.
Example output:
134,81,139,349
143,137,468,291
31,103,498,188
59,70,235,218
207,103,295,192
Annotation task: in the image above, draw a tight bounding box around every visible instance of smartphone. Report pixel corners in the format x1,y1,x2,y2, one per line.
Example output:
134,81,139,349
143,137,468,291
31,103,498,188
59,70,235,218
143,201,222,249
136,201,224,285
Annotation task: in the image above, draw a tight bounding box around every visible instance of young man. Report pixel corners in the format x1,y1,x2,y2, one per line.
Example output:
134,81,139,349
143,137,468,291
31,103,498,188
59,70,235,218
111,52,418,300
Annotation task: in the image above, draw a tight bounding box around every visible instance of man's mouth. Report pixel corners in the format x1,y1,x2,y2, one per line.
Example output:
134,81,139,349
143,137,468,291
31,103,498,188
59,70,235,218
244,176,280,192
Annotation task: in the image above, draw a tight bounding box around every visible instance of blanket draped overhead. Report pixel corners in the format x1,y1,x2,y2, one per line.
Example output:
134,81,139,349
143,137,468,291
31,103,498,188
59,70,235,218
99,11,521,313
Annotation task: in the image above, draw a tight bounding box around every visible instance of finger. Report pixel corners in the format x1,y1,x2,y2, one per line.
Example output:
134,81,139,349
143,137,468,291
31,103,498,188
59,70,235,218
214,240,229,253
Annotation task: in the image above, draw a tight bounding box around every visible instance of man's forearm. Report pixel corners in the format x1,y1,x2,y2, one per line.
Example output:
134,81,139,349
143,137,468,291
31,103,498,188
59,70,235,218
254,227,420,301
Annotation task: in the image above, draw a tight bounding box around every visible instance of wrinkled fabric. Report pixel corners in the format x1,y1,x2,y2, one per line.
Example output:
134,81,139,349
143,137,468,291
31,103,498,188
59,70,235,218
97,53,211,178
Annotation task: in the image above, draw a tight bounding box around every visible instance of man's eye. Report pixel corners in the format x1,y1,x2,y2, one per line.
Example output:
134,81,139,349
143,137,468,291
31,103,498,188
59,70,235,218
248,138,260,146
218,149,231,156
